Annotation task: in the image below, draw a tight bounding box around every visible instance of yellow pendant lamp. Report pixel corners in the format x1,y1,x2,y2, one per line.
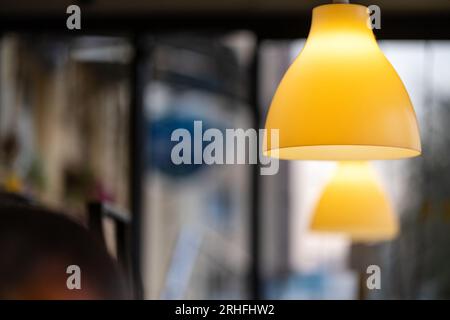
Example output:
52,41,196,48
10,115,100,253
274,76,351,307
310,162,398,242
264,3,421,160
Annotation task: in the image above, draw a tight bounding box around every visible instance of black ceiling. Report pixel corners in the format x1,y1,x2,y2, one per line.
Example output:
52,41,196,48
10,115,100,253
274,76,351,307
1,0,450,39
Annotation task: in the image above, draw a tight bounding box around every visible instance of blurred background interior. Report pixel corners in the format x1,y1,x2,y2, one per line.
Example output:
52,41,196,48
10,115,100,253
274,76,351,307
1,0,450,299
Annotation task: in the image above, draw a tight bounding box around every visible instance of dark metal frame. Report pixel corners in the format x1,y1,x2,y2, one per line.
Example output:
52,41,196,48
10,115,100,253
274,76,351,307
2,8,450,300
129,34,146,300
249,37,262,299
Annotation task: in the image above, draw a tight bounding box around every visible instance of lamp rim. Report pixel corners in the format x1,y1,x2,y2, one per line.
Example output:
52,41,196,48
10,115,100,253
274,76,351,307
264,144,421,160
310,227,398,243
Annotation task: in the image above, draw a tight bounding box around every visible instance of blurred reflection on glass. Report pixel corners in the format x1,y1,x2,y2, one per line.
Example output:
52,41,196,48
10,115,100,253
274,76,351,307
141,33,255,299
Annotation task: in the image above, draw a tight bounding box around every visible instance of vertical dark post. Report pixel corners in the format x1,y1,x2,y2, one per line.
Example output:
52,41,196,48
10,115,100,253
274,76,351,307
115,218,130,277
87,202,106,249
129,34,145,299
250,38,262,300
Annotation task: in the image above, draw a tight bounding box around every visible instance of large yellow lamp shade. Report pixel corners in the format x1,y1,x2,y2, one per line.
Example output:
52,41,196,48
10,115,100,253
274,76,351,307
264,4,421,160
310,162,398,242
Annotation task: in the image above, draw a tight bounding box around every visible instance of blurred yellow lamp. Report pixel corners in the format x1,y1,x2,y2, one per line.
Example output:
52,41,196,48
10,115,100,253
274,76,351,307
264,3,421,160
310,162,398,242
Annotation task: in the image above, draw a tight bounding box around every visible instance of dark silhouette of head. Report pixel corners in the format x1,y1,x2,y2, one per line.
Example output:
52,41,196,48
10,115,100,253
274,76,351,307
0,200,129,299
